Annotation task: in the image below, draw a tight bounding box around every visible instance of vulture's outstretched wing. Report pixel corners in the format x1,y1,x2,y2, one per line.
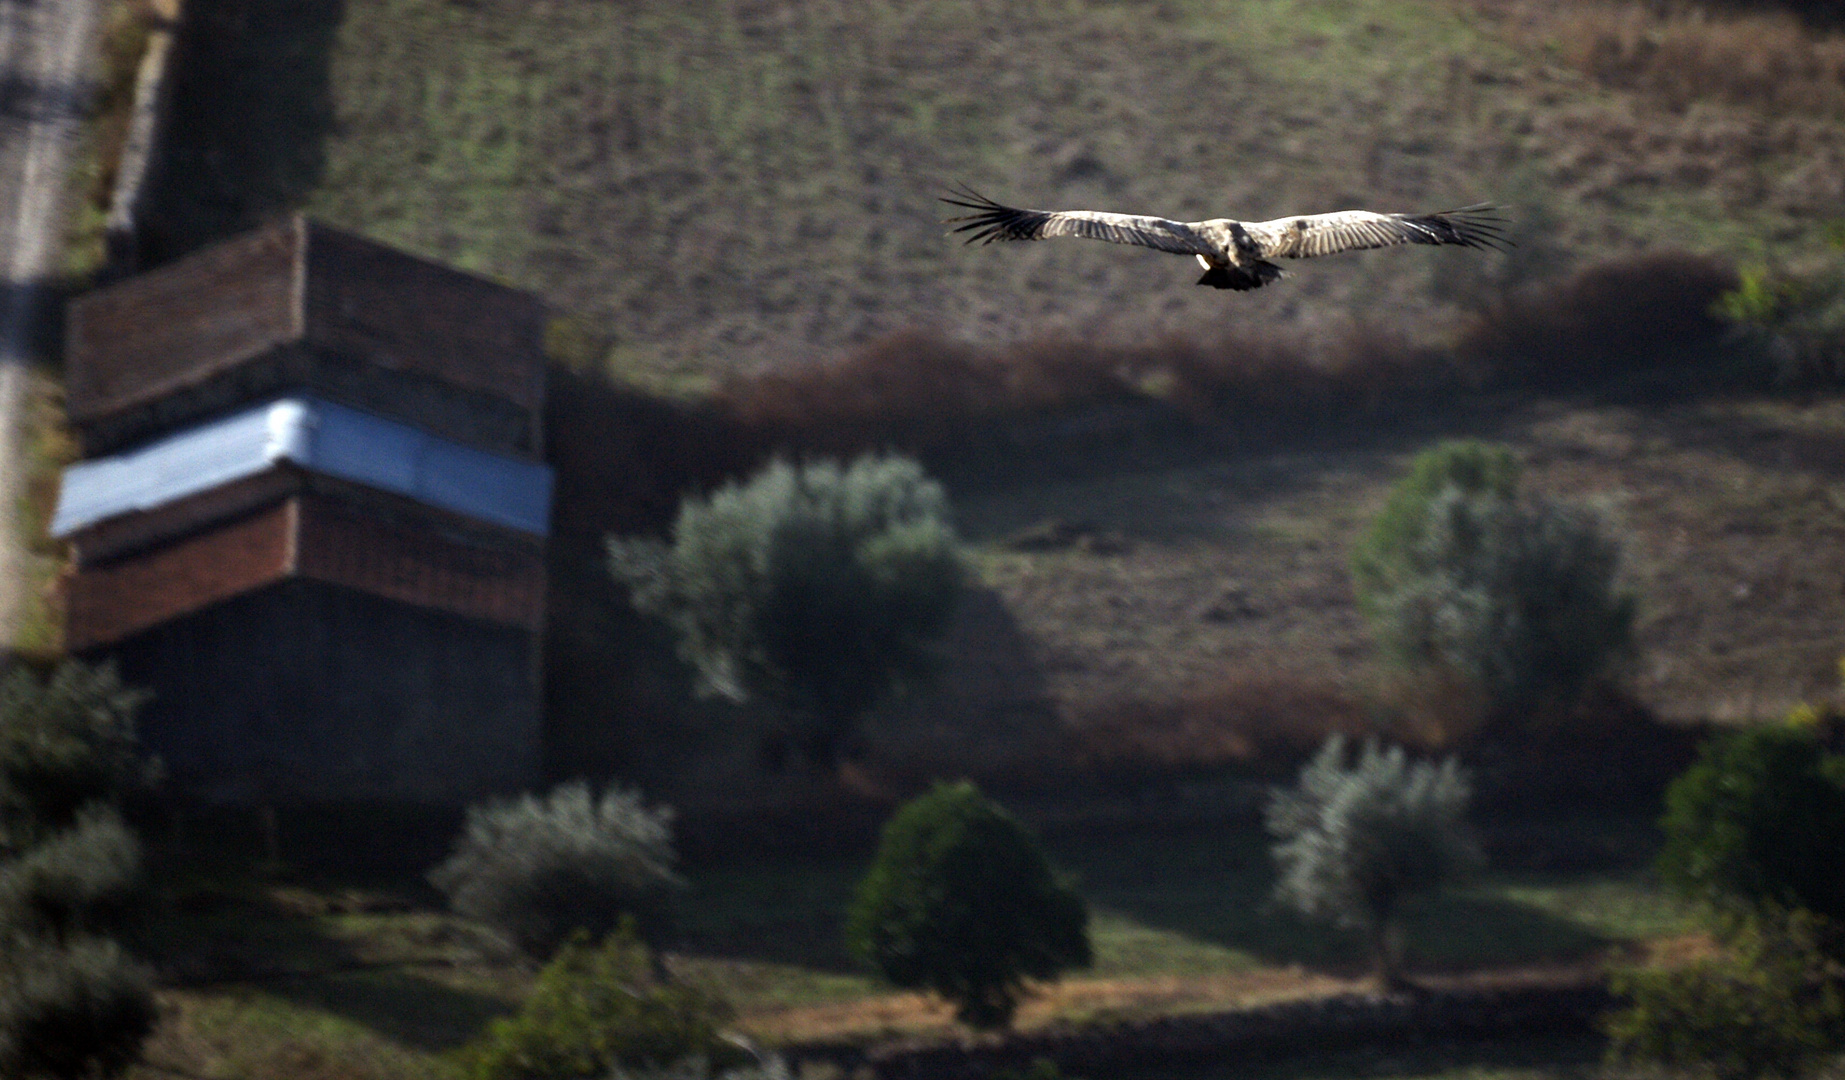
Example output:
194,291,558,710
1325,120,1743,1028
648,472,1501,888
1242,205,1511,259
941,187,1213,258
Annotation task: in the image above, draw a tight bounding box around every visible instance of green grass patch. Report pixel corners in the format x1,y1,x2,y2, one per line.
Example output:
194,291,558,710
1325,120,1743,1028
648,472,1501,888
137,984,471,1080
124,815,1696,1072
670,818,1695,994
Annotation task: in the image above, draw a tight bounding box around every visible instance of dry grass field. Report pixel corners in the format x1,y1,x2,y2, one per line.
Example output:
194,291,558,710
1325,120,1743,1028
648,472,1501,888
110,0,1845,386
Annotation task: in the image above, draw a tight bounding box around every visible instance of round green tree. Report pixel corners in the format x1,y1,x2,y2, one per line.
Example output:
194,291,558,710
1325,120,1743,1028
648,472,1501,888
846,781,1090,1030
1657,717,1845,927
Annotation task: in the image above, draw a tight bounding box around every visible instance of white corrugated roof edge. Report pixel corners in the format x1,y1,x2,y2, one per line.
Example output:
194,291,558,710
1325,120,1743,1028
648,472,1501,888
51,397,554,538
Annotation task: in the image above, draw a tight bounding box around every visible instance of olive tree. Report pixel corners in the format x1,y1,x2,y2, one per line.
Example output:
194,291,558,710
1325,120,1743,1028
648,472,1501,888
1353,440,1634,727
0,662,155,851
1266,736,1481,988
610,453,964,770
430,782,681,960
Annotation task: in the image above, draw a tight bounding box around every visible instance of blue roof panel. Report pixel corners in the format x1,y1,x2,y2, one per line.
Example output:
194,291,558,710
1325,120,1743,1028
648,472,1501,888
52,398,553,538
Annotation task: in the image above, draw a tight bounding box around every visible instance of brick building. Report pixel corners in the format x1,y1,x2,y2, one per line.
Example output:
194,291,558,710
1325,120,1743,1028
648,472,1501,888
54,218,552,804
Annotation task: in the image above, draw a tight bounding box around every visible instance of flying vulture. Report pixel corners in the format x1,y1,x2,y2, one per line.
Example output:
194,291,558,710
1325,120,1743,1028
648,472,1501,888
942,187,1510,291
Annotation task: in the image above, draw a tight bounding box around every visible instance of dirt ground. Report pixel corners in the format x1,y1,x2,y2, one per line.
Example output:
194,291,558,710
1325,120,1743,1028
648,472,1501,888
881,393,1845,782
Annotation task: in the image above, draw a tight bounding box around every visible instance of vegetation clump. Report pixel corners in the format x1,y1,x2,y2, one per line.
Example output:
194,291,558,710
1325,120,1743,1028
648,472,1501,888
1266,735,1481,988
1713,226,1845,387
0,661,157,1079
1350,439,1520,611
0,806,142,944
1608,911,1845,1080
1352,439,1635,731
0,936,157,1080
430,782,681,961
1608,713,1845,1079
846,780,1090,1030
0,662,156,849
1656,715,1845,928
459,924,747,1080
610,453,963,770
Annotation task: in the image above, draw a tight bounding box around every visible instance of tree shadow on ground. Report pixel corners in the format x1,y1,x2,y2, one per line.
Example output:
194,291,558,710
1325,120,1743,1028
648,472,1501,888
262,968,513,1051
1044,823,1621,978
139,0,343,264
675,856,866,973
139,833,516,1052
669,818,1632,980
869,585,1065,793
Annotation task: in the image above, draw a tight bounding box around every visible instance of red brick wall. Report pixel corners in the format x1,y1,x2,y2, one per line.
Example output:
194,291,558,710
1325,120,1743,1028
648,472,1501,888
305,225,546,411
65,501,294,650
64,496,545,650
293,498,544,630
66,217,547,451
67,218,303,423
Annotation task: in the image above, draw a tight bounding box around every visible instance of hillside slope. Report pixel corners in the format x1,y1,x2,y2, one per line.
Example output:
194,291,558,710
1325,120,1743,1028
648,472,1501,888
99,0,1845,800
137,0,1845,386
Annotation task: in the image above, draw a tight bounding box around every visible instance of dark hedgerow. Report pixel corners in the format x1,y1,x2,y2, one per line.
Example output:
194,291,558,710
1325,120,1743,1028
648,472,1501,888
846,781,1090,1030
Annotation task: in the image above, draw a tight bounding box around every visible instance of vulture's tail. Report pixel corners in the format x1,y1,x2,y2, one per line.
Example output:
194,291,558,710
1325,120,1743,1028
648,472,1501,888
1198,262,1285,291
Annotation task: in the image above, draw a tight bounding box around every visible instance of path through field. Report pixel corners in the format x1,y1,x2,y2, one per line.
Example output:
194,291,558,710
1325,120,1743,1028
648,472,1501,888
0,0,99,649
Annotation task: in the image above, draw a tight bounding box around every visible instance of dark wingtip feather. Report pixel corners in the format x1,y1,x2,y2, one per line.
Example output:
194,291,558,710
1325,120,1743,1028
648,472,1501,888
939,185,1046,245
1429,204,1516,251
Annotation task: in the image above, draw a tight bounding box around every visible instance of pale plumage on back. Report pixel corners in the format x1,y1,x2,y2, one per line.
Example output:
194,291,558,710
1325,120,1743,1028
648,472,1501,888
941,186,1509,291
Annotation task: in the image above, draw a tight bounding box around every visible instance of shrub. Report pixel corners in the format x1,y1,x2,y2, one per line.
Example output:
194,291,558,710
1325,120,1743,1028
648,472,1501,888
610,453,964,770
1607,913,1845,1080
0,662,155,850
0,806,141,944
1713,235,1845,387
459,925,746,1080
846,780,1090,1030
1266,736,1481,988
430,782,681,960
0,935,156,1080
1656,718,1845,927
1456,251,1736,393
1354,441,1635,728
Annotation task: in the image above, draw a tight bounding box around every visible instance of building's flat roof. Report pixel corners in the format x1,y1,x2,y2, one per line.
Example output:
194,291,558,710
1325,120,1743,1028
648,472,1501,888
53,397,554,538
